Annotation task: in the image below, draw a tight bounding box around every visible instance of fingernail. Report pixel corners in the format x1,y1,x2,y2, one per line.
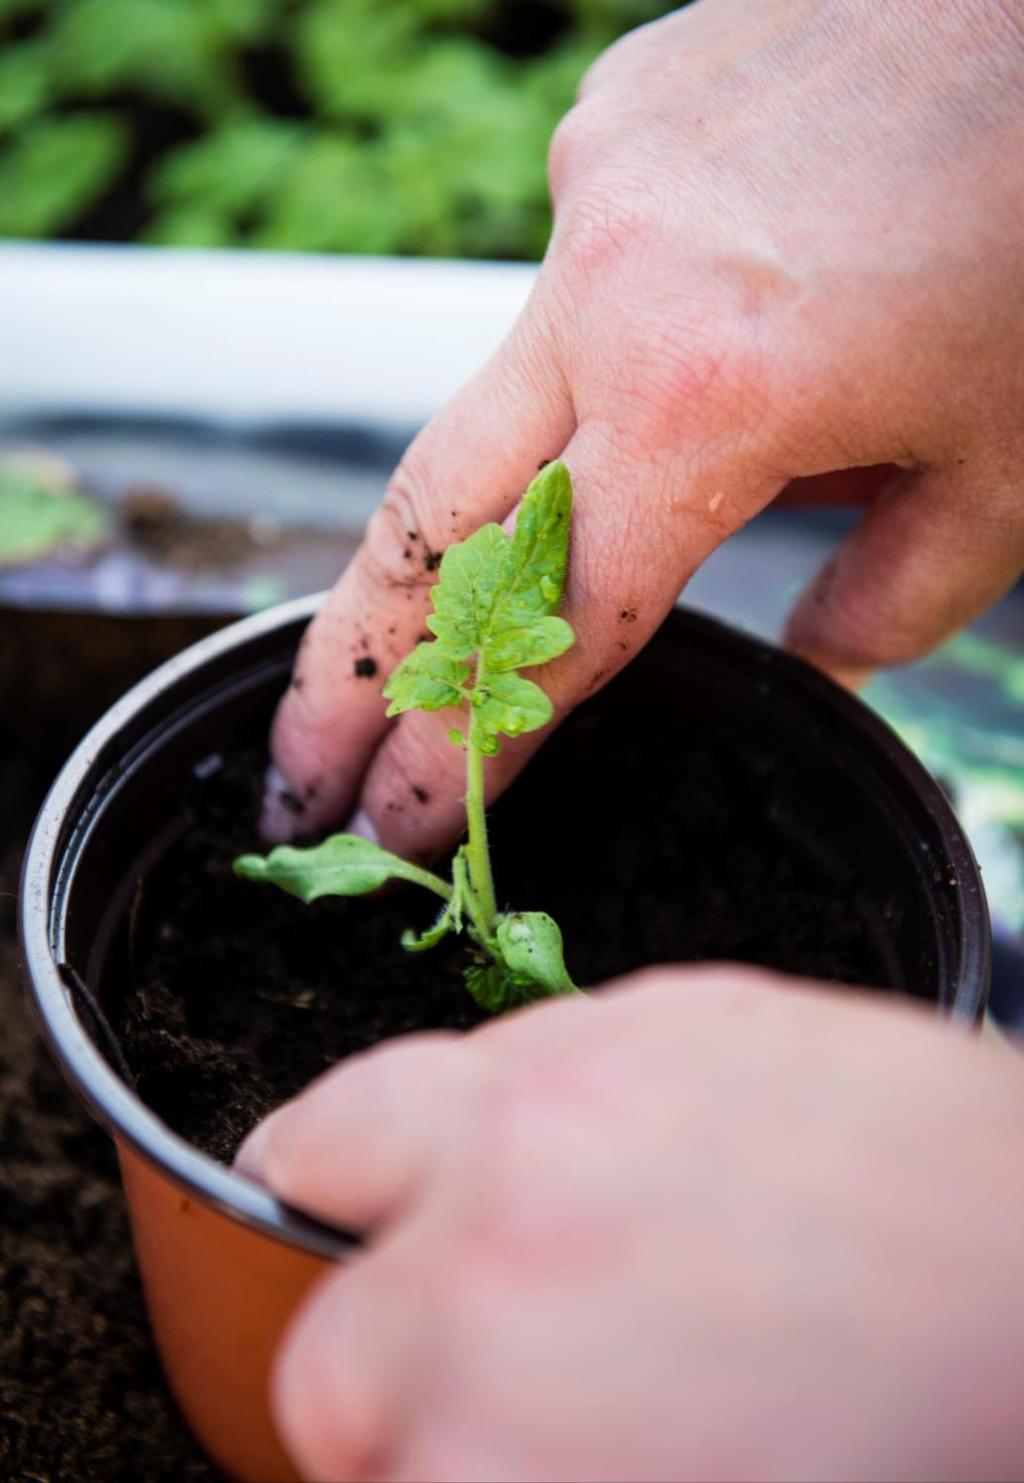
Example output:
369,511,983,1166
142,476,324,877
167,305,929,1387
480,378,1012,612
344,806,379,844
260,762,304,844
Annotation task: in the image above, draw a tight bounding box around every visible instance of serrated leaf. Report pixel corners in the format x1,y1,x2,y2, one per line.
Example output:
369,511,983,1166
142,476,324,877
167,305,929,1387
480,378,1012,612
474,672,552,750
425,522,510,658
384,642,469,716
233,834,450,904
485,614,574,673
496,911,580,997
423,462,574,669
491,460,573,634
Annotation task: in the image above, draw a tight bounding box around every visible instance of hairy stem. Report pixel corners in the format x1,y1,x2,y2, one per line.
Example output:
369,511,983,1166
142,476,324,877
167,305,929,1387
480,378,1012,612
453,847,494,951
406,863,455,902
465,663,498,931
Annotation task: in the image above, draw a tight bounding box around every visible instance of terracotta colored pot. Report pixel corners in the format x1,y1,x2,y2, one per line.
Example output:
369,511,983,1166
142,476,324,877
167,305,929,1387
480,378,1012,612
20,596,990,1480
20,597,355,1481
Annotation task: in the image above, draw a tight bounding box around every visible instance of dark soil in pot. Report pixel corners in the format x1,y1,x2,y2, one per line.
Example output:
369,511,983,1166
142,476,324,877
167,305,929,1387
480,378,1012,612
113,664,900,1164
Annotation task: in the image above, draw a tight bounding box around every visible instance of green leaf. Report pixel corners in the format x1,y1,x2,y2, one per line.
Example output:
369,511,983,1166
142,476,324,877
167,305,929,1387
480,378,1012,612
485,614,575,673
294,0,420,123
492,461,574,632
48,0,265,116
464,912,581,1012
233,834,451,904
399,463,575,745
473,672,553,752
424,463,574,669
0,43,52,135
143,201,234,248
0,112,127,236
464,958,518,1013
425,522,510,659
0,463,109,565
254,132,406,255
384,643,469,717
151,116,303,217
496,912,580,998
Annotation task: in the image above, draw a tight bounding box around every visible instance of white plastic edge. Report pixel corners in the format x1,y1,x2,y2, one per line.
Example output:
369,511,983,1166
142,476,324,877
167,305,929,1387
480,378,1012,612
0,242,537,426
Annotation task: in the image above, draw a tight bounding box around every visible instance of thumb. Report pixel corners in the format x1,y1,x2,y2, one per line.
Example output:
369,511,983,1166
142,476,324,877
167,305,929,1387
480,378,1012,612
784,459,1024,688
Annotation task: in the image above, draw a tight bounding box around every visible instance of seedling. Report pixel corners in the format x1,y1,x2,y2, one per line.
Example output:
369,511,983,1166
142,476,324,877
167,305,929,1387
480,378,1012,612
235,461,581,1012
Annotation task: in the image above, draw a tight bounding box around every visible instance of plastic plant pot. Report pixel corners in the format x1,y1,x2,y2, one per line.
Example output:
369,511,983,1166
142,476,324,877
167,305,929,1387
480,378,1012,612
20,595,990,1481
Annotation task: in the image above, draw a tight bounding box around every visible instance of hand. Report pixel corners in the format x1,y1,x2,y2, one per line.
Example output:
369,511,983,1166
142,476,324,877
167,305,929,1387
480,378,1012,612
240,968,1024,1483
265,0,1024,850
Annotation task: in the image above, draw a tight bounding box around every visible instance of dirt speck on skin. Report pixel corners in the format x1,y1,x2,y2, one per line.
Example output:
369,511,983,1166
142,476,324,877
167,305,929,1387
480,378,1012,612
353,656,378,678
424,550,443,573
413,786,430,804
619,607,638,623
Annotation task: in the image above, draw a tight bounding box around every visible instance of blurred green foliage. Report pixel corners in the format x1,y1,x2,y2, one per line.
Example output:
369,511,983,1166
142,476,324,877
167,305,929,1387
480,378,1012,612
0,0,675,257
0,452,108,565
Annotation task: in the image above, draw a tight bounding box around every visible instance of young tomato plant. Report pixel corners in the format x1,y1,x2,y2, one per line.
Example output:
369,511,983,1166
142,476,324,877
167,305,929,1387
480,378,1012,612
234,461,581,1012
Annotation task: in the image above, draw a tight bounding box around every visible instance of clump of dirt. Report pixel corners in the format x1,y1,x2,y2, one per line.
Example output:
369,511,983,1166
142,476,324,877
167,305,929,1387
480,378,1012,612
120,484,284,570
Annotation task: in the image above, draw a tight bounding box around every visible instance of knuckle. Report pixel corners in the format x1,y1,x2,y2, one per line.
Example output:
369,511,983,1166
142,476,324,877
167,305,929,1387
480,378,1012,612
552,180,658,286
577,26,644,98
547,103,594,199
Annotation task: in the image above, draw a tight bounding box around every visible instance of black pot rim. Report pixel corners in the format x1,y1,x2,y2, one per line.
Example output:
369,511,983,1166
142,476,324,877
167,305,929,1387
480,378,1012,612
19,595,991,1261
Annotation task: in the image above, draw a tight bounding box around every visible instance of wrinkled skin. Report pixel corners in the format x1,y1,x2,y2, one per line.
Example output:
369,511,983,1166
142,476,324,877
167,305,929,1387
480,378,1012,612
244,2,1024,1479
240,969,1024,1483
266,0,1024,854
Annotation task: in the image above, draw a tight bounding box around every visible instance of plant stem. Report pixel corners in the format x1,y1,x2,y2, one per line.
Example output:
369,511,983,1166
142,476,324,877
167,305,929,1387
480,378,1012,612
465,666,498,931
404,863,454,902
452,847,493,950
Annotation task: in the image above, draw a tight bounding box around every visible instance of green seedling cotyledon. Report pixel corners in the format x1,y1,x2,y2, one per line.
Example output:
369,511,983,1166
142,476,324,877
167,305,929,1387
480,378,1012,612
234,461,582,1012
